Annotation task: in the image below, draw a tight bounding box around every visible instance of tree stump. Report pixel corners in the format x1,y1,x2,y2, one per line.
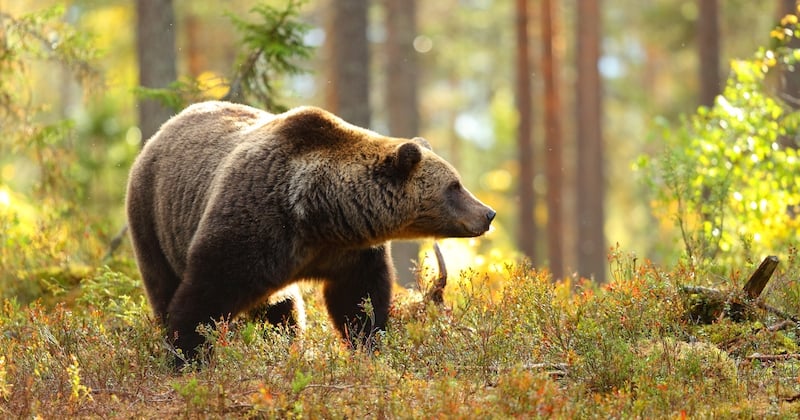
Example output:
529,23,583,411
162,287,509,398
743,255,779,299
681,255,779,323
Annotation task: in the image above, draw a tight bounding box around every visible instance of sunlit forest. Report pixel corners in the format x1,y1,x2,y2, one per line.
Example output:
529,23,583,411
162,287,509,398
4,0,800,417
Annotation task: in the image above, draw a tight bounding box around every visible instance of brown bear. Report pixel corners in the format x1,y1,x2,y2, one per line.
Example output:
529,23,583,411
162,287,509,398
126,101,495,364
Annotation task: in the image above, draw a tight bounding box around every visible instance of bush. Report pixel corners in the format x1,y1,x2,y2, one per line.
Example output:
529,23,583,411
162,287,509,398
638,11,800,272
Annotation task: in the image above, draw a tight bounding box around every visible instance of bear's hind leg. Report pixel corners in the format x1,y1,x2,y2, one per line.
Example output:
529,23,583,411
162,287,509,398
128,220,181,325
322,245,393,348
248,284,307,332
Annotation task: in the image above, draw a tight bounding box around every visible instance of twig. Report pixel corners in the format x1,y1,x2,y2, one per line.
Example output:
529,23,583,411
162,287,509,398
303,384,372,391
103,223,128,262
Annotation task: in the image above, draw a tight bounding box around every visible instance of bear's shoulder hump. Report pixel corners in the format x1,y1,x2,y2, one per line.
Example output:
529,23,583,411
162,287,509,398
273,106,361,148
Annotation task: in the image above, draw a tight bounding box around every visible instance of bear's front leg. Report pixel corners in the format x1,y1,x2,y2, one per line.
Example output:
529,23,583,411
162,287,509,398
322,245,393,348
166,243,276,366
166,279,240,365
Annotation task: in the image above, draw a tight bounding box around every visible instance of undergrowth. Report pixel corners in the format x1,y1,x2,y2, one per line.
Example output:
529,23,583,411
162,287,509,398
3,250,800,418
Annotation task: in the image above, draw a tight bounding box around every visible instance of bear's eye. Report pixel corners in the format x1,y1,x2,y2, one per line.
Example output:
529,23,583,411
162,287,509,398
448,181,461,191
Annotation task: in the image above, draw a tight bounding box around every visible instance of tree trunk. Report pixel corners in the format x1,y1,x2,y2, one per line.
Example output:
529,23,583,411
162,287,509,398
541,0,563,279
576,0,606,282
698,0,720,107
185,13,204,78
325,0,370,127
385,0,421,287
516,0,536,263
135,0,177,144
780,0,800,110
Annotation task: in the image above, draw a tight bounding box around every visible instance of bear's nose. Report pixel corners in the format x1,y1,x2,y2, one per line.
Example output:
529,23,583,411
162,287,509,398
486,209,497,222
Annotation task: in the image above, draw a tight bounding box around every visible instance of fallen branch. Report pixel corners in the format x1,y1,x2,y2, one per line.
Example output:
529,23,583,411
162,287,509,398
523,362,569,379
767,319,796,332
745,353,800,362
460,362,569,379
757,301,800,324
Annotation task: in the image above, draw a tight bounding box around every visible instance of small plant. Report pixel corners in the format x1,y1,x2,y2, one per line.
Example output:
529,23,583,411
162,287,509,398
173,377,211,414
66,354,92,404
290,369,312,394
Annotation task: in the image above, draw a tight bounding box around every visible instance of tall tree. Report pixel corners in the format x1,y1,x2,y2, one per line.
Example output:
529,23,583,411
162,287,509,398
516,0,536,262
385,0,420,287
576,0,606,282
696,0,721,258
135,0,177,144
325,0,370,127
780,0,800,111
698,0,720,107
541,0,563,279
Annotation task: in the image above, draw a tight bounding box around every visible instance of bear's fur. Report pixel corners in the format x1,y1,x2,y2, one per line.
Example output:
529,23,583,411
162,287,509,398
126,101,495,363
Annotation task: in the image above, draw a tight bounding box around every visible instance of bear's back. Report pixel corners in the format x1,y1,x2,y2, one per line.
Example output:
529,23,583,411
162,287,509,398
132,102,280,276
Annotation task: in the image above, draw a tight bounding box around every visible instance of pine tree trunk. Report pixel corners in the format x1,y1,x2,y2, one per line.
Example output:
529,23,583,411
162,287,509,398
385,0,421,287
325,0,370,127
516,0,536,263
135,0,177,144
698,0,721,107
541,0,564,279
576,0,606,282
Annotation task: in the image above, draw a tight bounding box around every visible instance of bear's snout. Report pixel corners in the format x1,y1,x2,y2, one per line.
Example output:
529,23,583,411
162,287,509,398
477,206,496,234
461,202,495,237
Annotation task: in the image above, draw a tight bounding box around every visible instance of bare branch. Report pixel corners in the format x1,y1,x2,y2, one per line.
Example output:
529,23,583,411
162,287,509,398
426,242,448,305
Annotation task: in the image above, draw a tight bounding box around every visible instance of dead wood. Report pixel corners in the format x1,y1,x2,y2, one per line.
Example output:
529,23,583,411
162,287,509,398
757,301,800,324
680,256,782,324
426,242,448,305
743,255,779,298
767,319,796,332
745,353,800,362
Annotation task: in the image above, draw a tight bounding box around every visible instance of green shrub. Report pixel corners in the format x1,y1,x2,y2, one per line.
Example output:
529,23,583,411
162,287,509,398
638,11,800,272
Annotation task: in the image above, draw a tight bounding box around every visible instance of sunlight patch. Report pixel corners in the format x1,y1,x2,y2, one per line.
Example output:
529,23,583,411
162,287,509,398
0,187,10,208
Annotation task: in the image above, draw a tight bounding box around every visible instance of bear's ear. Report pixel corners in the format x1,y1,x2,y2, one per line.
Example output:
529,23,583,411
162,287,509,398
395,142,422,177
412,137,432,151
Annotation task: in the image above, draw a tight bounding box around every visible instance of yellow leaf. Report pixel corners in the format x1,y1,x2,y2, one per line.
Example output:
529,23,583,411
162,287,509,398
771,28,786,40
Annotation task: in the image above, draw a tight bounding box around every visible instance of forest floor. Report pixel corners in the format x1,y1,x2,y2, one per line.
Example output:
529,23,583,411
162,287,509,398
3,251,800,418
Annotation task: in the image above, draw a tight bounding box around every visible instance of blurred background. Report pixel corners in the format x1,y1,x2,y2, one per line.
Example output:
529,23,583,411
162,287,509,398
0,0,792,295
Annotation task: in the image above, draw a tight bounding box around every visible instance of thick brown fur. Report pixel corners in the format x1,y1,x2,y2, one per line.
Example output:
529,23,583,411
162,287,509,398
126,101,495,364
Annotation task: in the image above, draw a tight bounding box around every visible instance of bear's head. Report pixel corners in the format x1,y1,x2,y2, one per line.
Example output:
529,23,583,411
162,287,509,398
380,137,496,239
